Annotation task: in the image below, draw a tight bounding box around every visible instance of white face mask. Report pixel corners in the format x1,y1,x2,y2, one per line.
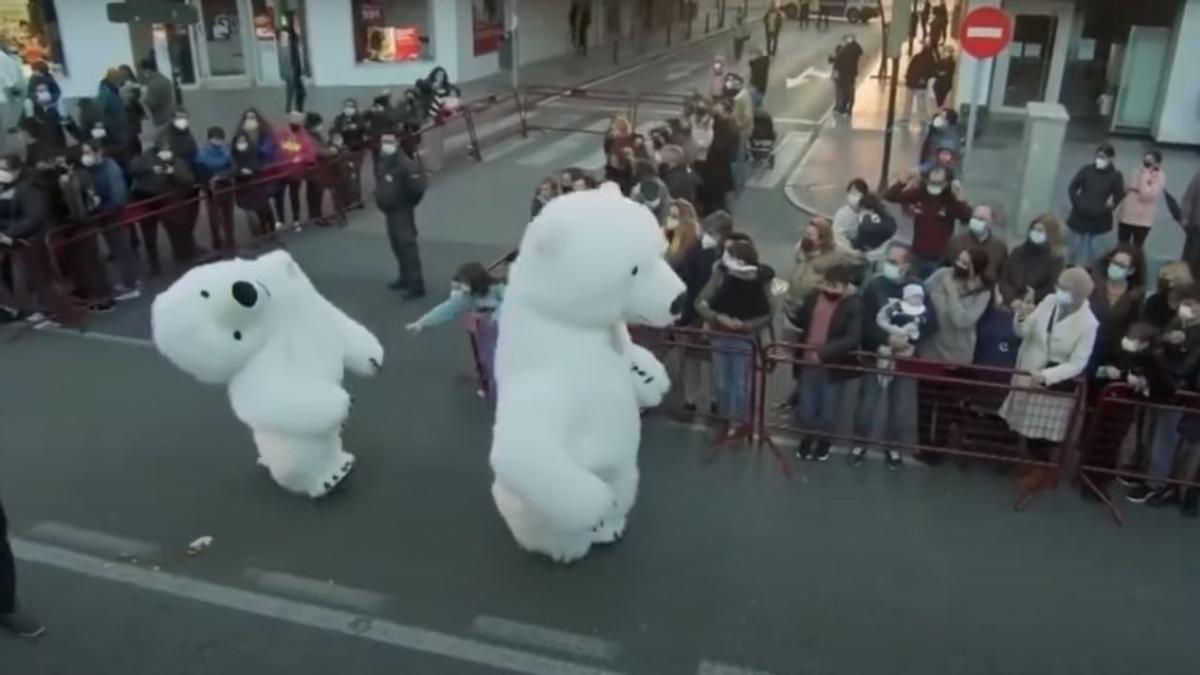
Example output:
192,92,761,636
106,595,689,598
90,128,107,140
173,118,189,131
665,215,680,231
701,233,719,249
722,252,758,279
449,282,469,297
846,191,862,208
1029,229,1047,245
343,107,356,116
932,117,947,129
35,91,51,103
1121,337,1142,353
235,142,249,152
81,154,98,167
380,143,398,156
882,262,904,282
1055,289,1074,306
926,183,946,196
1179,305,1197,322
243,119,259,132
0,169,13,184
157,150,173,161
968,217,988,237
1095,157,1110,170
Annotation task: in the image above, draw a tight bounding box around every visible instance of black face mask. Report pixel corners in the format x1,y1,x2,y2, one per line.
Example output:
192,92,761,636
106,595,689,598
821,289,843,301
289,123,302,132
952,265,970,280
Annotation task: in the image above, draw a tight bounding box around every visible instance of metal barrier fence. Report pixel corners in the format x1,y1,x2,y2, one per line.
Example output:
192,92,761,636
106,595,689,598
1077,384,1200,525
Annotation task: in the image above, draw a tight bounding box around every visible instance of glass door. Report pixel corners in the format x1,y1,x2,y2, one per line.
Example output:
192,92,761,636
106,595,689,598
1001,14,1057,108
195,0,249,79
1111,26,1171,132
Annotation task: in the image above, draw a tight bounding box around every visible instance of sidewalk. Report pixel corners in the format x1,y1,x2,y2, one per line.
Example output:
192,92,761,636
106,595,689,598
783,55,1197,273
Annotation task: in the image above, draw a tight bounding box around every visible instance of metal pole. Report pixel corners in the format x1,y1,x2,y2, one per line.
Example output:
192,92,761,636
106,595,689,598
511,0,520,90
962,55,986,178
907,0,916,55
878,55,902,191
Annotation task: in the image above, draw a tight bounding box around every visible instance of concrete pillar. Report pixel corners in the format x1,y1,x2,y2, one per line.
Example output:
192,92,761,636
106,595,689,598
1008,102,1070,249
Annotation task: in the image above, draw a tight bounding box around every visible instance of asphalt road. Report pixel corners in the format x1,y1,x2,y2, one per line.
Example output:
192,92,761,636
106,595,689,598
3,20,1199,675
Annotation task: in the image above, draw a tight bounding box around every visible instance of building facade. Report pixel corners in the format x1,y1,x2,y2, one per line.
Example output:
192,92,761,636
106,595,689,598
955,0,1200,145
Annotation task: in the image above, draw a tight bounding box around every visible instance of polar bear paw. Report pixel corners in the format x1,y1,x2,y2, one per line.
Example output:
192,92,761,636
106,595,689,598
629,353,670,409
308,455,357,499
590,515,627,546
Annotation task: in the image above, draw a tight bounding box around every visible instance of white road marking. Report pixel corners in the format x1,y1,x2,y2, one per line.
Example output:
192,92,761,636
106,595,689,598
517,120,609,168
33,324,155,348
483,114,587,163
746,130,812,190
13,538,631,675
472,615,621,661
771,117,820,127
27,521,160,559
666,62,707,82
785,66,831,89
697,660,780,675
245,567,391,614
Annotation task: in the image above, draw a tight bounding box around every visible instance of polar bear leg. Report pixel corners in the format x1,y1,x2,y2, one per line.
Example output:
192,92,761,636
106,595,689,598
492,481,593,563
591,465,638,545
254,431,356,499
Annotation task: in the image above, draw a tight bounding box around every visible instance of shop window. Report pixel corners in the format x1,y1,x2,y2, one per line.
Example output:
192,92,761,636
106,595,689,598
0,0,66,74
351,0,432,63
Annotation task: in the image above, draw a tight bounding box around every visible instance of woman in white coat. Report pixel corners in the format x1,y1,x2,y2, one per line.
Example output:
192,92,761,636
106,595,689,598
1000,267,1098,482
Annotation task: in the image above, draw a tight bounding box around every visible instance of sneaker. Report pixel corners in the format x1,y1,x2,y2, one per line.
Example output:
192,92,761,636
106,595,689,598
114,286,142,302
886,450,903,469
24,311,46,324
274,222,285,232
1181,489,1198,518
1115,467,1143,488
90,300,116,314
794,437,814,460
849,445,865,466
0,608,45,639
812,441,831,462
1125,484,1159,504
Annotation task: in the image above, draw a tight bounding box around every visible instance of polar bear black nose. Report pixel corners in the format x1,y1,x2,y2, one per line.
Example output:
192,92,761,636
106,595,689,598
232,281,258,308
669,292,688,315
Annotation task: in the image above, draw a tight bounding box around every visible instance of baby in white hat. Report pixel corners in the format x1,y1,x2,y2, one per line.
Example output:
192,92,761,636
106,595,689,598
875,283,928,364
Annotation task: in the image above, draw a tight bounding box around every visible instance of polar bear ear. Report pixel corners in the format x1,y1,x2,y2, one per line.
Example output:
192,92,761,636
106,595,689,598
598,181,622,195
259,249,301,277
529,219,567,259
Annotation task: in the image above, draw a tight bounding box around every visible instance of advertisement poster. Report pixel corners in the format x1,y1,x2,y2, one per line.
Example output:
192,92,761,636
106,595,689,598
472,0,505,55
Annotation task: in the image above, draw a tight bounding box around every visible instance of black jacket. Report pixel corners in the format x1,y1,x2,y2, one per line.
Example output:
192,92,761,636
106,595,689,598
156,126,199,175
787,289,864,378
997,241,1063,306
129,151,194,197
660,164,699,205
1067,164,1125,234
749,55,770,94
905,48,937,89
698,118,738,197
859,274,938,353
678,245,720,326
0,174,50,240
830,41,864,79
332,112,368,148
374,151,426,212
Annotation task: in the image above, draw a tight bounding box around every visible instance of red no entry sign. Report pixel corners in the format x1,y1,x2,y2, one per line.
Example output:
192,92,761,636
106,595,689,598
959,6,1014,60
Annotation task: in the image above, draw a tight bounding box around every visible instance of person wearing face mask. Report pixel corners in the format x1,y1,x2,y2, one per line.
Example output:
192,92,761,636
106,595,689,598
530,176,559,218
374,129,427,298
1142,261,1194,330
696,99,739,217
77,140,139,300
138,57,176,130
1153,285,1200,514
658,144,698,206
235,107,276,164
1066,144,1125,267
96,68,129,151
406,262,507,403
302,111,338,226
786,217,856,316
785,264,863,461
197,127,237,249
901,42,937,126
128,138,195,275
918,108,961,171
1088,243,1146,378
332,98,366,207
0,153,54,323
229,130,277,238
1000,266,1098,493
945,204,1007,282
677,210,732,413
997,214,1065,310
154,108,201,257
272,110,318,230
828,34,864,115
630,159,670,225
931,45,957,108
920,246,991,365
884,166,972,278
697,238,777,441
709,54,728,100
831,178,869,249
1115,150,1166,248
19,82,72,162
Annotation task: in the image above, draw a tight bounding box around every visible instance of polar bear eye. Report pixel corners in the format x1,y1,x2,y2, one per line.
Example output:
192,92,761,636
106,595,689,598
233,331,243,341
631,266,639,277
200,290,210,298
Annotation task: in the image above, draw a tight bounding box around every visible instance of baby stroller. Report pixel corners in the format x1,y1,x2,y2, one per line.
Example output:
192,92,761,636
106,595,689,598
749,110,776,168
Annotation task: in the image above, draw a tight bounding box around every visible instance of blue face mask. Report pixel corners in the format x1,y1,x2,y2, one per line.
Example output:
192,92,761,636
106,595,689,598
1107,264,1128,282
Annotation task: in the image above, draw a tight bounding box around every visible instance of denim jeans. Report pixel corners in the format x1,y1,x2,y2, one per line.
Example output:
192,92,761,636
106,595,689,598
794,365,845,436
710,335,754,424
856,372,918,452
1068,231,1110,268
1148,409,1183,487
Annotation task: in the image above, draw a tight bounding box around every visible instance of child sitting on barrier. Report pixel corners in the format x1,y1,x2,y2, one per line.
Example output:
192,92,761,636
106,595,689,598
406,262,506,404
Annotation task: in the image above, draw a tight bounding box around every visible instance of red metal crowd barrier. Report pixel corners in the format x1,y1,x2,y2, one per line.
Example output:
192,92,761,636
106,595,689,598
1076,384,1200,525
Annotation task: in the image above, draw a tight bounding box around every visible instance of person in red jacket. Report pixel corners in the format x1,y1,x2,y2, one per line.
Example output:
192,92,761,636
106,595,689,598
272,110,318,230
884,166,972,278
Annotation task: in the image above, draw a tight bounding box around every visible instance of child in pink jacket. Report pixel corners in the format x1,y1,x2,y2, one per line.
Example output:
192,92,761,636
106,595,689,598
272,110,319,228
1116,150,1166,248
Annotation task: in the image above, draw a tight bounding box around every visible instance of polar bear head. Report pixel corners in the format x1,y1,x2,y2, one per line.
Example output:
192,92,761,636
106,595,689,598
510,183,687,328
151,250,310,384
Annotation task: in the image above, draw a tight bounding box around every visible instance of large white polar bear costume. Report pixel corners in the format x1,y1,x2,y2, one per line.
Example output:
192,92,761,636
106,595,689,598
151,250,384,498
490,183,688,563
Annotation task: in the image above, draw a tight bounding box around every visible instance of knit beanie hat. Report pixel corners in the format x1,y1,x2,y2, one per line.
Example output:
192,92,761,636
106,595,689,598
1058,266,1095,302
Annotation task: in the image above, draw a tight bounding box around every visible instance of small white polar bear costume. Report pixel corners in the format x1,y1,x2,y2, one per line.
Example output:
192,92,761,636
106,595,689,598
490,183,687,563
151,250,384,498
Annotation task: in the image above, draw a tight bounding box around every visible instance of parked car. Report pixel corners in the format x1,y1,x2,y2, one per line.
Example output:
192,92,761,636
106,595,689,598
781,1,880,23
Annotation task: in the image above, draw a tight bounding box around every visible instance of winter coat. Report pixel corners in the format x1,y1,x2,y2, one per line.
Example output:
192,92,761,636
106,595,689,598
997,241,1063,306
749,55,770,95
1067,164,1124,234
0,174,49,239
883,181,972,260
231,146,275,211
273,126,319,168
905,48,936,89
678,244,720,326
1000,296,1098,441
1115,165,1166,228
919,267,990,364
84,158,129,211
332,112,368,148
660,164,700,205
696,264,777,338
829,41,864,79
141,71,176,128
96,80,129,143
944,230,1008,283
1088,277,1145,373
156,126,199,174
129,151,193,198
785,288,864,378
697,118,738,198
786,245,857,309
860,272,939,353
374,151,426,212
